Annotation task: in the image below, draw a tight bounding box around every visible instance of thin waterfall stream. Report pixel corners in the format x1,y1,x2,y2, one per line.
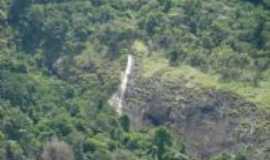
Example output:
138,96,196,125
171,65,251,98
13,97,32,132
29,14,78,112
109,54,134,115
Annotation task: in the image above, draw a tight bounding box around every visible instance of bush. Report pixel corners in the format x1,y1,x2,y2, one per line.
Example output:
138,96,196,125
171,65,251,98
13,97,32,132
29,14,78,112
41,138,74,160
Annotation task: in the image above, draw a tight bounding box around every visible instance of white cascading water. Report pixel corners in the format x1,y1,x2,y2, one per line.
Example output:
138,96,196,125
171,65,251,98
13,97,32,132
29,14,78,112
109,54,134,115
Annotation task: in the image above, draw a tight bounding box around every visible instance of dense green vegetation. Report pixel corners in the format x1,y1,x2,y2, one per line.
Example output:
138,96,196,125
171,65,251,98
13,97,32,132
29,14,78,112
0,0,269,160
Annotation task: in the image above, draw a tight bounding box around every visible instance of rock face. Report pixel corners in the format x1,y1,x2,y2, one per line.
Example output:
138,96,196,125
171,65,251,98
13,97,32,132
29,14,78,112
124,71,268,159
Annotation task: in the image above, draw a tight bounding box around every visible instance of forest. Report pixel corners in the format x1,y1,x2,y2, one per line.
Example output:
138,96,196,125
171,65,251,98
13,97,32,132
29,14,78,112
0,0,269,160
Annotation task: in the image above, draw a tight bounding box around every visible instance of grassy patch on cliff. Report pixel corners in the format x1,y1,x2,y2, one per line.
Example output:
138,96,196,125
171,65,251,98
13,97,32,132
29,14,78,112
142,55,270,110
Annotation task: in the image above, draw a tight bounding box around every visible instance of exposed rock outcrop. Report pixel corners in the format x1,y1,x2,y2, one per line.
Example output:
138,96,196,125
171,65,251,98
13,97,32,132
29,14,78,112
124,70,269,160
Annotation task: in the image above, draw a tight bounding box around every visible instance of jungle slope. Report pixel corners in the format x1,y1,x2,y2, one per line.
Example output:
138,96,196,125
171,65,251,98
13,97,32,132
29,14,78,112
1,0,270,160
124,52,270,160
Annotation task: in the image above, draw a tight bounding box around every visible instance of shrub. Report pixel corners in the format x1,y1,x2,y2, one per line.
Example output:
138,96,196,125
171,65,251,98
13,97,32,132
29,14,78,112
41,138,74,160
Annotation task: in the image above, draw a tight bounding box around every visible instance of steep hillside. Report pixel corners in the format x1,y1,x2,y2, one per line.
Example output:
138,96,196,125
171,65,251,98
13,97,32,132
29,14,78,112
124,55,270,160
0,0,270,160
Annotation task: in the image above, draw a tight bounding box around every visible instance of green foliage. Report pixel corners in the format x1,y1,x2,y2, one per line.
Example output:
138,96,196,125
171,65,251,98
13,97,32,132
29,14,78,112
119,114,130,132
0,0,269,159
153,127,172,160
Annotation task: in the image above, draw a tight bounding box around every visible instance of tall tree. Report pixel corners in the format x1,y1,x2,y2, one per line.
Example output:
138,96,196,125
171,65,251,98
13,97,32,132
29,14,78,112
153,128,172,160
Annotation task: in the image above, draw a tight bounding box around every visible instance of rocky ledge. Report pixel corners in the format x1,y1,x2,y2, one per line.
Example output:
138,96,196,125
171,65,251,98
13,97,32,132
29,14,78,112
124,71,270,160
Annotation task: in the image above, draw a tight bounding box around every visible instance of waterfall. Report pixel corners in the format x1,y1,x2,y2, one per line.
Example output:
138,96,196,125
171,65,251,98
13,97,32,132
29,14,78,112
109,54,134,115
